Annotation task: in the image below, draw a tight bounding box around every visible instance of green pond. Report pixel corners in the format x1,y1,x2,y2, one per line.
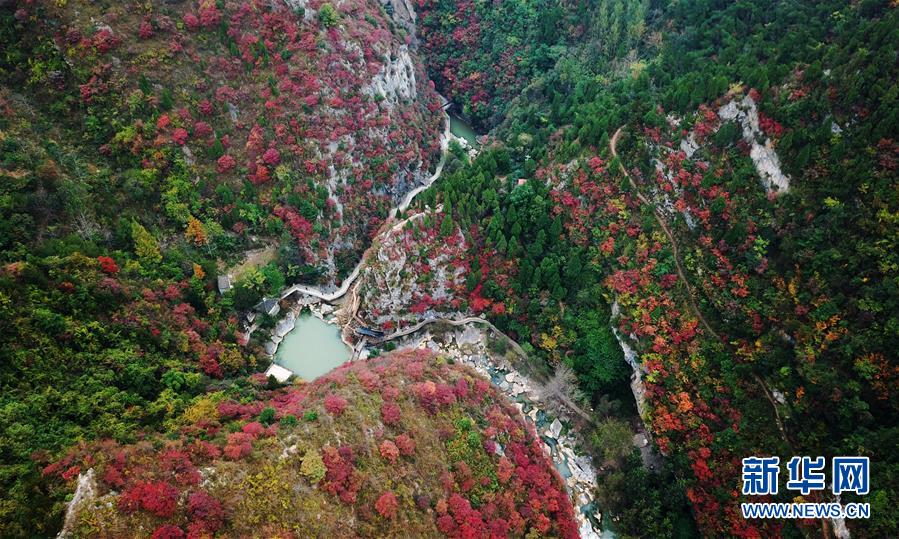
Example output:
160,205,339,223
449,113,479,146
275,314,351,381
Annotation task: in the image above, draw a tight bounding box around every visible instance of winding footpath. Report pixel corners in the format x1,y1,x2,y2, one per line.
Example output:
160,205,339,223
278,110,451,303
610,127,720,341
610,127,796,457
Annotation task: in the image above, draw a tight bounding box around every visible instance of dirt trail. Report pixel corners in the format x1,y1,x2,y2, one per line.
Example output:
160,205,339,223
610,126,792,448
279,107,451,303
610,127,720,341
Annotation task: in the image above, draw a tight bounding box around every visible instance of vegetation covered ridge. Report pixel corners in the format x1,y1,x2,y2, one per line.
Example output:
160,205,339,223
46,349,580,539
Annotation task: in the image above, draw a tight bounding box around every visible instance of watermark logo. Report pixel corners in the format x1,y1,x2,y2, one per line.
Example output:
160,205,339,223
786,456,826,495
742,456,780,496
740,456,871,519
833,456,869,496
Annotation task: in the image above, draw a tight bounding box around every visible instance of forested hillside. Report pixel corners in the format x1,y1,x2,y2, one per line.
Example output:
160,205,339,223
45,349,579,538
0,0,441,534
410,0,898,536
1,0,896,537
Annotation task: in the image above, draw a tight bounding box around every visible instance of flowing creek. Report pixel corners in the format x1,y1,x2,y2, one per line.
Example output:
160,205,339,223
259,101,613,538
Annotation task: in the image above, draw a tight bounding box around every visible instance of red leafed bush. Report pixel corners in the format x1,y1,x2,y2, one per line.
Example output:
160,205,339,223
223,432,253,460
183,13,199,31
321,446,363,504
172,128,189,145
97,256,119,275
394,433,415,456
216,154,236,173
119,480,180,518
198,6,221,28
199,352,222,378
188,490,224,531
241,421,265,437
262,147,281,166
157,114,171,130
323,394,347,416
92,29,120,53
381,402,401,425
138,20,154,40
193,121,212,139
375,491,398,519
151,525,184,539
497,457,514,484
379,440,399,463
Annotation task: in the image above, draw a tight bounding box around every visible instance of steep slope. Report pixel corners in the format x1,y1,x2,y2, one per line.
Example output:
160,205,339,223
3,0,443,281
0,1,445,535
47,349,579,538
397,0,898,536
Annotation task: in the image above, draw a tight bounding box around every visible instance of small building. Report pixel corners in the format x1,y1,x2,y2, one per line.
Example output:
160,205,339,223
264,363,293,383
255,297,280,317
516,178,527,186
217,274,233,294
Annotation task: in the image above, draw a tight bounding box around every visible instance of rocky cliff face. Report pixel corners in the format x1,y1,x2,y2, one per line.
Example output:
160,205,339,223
8,0,445,282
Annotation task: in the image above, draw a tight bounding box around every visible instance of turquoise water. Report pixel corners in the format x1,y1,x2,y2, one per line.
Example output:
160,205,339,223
449,113,479,146
275,314,351,381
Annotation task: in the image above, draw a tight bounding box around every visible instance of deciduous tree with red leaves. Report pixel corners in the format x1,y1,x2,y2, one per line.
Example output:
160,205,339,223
118,480,180,518
97,256,119,275
375,490,398,519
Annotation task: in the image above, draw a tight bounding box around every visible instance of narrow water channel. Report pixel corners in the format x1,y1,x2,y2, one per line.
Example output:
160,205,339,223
274,314,351,381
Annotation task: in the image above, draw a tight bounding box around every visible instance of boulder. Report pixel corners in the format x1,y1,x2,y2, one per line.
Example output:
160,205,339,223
549,418,563,439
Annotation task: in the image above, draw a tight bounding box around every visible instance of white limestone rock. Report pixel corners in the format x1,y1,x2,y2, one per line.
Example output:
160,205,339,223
718,95,790,194
58,469,97,538
549,418,563,439
366,46,417,105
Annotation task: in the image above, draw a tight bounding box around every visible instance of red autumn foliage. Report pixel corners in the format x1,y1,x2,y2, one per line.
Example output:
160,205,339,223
321,446,363,504
119,480,180,518
97,255,119,275
216,154,236,173
138,20,154,40
323,394,348,416
395,433,415,456
374,491,398,519
187,490,224,531
379,440,400,463
223,432,253,460
262,147,281,166
172,128,189,145
381,402,401,425
151,525,184,539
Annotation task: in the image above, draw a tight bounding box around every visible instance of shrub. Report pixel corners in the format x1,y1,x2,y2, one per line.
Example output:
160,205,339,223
259,407,276,425
381,402,401,426
374,490,398,519
395,433,415,457
318,4,339,28
119,481,180,518
379,440,399,463
187,490,224,531
151,525,184,539
97,255,119,274
324,394,348,416
301,449,327,483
